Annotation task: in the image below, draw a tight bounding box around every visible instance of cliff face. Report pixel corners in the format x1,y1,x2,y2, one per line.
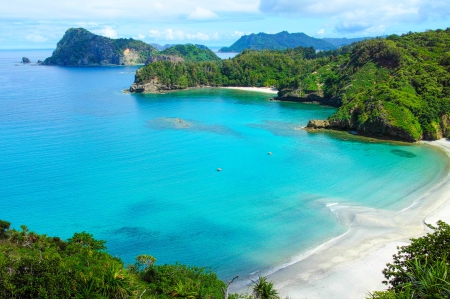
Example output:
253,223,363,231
307,116,420,142
129,78,188,93
43,28,157,66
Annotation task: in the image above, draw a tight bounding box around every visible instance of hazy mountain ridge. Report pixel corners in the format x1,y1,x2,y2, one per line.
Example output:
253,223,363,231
219,31,336,52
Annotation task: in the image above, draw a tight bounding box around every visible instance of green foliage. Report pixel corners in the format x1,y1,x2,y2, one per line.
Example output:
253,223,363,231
0,220,10,239
383,221,450,288
44,28,158,66
157,44,220,62
136,47,318,89
0,220,227,299
321,29,450,141
369,221,450,298
219,31,336,52
370,258,450,299
251,276,279,299
140,263,225,299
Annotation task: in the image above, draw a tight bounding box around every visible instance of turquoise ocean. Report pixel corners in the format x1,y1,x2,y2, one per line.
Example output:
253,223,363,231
0,50,448,279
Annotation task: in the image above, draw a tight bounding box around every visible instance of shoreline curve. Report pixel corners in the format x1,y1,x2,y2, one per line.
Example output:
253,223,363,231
232,138,450,298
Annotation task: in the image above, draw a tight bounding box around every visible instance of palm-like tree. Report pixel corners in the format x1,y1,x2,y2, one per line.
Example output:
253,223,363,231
252,276,279,299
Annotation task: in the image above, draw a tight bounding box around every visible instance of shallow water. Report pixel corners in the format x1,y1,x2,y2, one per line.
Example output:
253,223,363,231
0,49,448,279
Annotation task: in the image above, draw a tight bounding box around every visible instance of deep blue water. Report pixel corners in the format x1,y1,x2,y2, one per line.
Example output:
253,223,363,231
0,50,448,279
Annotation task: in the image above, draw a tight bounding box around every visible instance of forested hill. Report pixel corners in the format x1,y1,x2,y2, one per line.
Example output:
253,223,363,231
305,29,450,141
130,28,450,142
219,31,336,52
157,44,220,62
43,28,158,66
43,29,219,66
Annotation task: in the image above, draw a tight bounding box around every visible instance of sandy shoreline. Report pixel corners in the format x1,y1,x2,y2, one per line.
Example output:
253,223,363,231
220,86,278,94
232,138,450,298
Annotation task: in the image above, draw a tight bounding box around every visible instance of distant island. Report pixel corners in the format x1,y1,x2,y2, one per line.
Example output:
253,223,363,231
130,28,450,142
43,28,219,66
219,31,371,52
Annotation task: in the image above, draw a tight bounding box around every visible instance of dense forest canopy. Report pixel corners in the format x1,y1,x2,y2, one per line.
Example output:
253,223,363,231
156,44,220,62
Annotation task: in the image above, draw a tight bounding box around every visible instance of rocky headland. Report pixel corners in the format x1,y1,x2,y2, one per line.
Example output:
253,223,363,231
43,28,220,67
272,88,341,107
43,28,158,66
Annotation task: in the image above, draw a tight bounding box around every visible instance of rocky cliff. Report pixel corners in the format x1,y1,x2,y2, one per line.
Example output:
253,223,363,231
274,88,341,107
129,77,188,93
43,28,158,66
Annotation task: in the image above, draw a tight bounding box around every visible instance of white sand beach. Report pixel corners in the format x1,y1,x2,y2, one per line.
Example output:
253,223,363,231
220,86,278,94
233,138,450,299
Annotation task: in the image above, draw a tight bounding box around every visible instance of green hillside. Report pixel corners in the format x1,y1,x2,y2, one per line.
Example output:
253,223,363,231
43,28,158,66
219,31,336,52
133,47,317,89
306,29,450,141
157,44,220,62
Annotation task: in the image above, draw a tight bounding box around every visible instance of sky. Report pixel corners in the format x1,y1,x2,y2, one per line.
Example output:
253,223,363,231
0,0,449,49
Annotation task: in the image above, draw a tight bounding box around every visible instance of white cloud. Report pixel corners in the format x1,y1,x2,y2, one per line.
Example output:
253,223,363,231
94,26,118,38
232,30,245,38
147,28,221,41
317,29,325,35
259,0,450,34
187,7,219,20
0,0,258,20
25,34,48,42
137,34,146,39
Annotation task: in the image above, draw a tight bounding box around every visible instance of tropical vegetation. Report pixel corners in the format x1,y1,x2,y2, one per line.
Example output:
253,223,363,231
156,44,220,62
0,219,279,299
369,221,450,299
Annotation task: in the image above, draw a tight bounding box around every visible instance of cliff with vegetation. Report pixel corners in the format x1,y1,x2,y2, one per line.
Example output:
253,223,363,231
219,31,336,52
43,29,219,66
305,29,450,141
131,28,450,142
43,28,158,66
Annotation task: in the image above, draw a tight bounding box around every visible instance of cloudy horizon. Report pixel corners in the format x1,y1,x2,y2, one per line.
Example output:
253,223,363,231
1,0,449,49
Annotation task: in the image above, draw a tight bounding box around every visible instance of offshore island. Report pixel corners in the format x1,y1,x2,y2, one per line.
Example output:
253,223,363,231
3,27,450,298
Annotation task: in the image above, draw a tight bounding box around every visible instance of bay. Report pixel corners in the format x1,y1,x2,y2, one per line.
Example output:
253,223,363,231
0,49,448,279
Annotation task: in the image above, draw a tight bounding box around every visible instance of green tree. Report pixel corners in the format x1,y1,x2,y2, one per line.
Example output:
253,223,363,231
252,276,279,299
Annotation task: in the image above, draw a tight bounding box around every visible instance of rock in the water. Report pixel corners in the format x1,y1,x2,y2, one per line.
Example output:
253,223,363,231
129,76,187,93
306,119,331,129
217,168,222,172
22,57,31,63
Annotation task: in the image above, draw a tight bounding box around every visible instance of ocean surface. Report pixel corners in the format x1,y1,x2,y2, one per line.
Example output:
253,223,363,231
1,49,448,280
